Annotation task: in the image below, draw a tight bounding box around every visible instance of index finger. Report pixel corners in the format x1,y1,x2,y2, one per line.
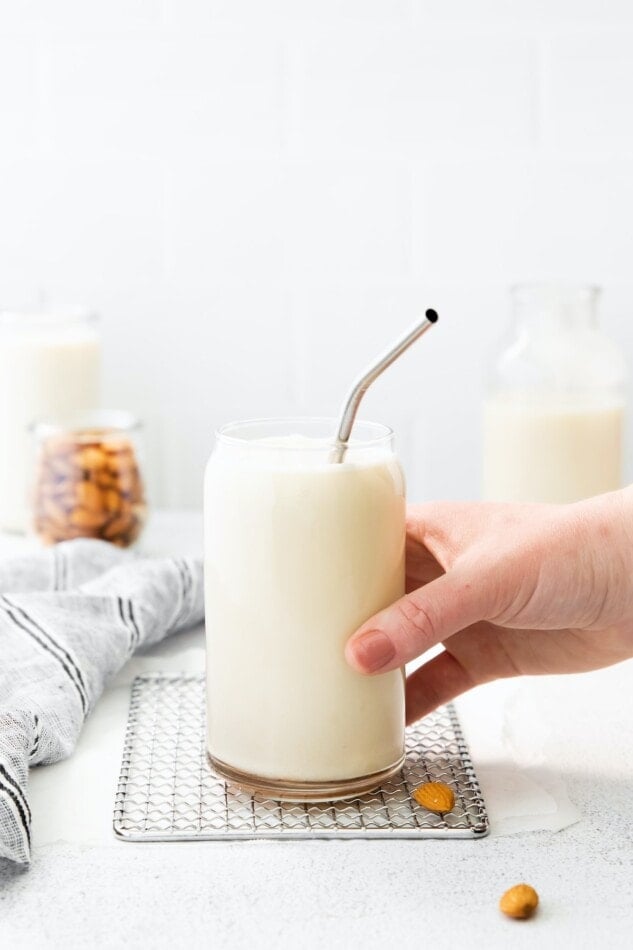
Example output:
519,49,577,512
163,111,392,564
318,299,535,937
345,566,490,674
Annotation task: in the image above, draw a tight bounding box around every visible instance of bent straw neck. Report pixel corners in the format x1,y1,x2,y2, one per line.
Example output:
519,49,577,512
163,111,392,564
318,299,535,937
330,309,438,463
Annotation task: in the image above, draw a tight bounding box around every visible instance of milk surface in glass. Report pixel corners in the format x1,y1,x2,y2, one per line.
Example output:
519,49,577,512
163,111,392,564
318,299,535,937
0,311,101,532
204,419,406,800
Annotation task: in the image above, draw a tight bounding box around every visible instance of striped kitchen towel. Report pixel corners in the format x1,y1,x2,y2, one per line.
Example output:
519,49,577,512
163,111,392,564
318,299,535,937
0,539,203,864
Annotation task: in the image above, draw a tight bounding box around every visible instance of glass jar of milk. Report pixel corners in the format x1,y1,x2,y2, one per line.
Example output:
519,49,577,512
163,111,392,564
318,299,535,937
483,284,626,504
0,309,101,532
204,418,406,801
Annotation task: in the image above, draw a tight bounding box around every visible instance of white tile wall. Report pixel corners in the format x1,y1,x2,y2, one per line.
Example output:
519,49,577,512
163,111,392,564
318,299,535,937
411,1,633,25
163,1,411,24
0,35,41,157
41,33,165,158
151,285,294,505
0,158,163,299
414,157,633,285
284,161,412,281
0,4,632,506
164,160,285,288
543,33,633,150
290,28,536,153
0,1,162,30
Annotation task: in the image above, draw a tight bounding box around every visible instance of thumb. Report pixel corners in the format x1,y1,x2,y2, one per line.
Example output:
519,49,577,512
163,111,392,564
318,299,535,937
345,567,489,674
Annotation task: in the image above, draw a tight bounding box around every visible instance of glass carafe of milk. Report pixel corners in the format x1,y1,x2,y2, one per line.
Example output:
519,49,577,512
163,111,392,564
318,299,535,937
483,284,625,504
0,309,101,532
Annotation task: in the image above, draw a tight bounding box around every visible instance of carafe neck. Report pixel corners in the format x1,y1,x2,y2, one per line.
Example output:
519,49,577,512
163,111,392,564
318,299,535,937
511,284,599,335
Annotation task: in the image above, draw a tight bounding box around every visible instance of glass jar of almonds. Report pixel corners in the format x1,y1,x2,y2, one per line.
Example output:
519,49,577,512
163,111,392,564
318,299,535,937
31,411,147,547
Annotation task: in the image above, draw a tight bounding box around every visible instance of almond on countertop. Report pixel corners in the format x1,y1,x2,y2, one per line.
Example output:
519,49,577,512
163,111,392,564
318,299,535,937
499,883,539,919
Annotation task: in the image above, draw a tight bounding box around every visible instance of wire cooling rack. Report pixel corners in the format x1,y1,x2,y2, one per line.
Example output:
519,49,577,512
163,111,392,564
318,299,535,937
113,673,488,841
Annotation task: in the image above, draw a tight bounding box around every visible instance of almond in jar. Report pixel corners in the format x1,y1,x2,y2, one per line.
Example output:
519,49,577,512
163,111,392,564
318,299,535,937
31,410,147,547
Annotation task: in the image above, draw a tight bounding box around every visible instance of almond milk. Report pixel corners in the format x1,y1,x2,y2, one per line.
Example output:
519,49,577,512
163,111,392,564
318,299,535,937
0,314,101,532
483,395,624,503
204,423,406,798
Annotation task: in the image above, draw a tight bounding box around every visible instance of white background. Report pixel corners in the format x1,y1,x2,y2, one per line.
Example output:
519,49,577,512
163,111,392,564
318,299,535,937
1,0,633,506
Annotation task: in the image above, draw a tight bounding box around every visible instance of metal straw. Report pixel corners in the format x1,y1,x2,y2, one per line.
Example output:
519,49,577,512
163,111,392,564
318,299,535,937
330,309,438,463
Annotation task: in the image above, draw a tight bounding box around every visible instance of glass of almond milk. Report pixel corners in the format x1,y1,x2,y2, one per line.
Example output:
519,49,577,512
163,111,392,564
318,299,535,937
204,417,406,800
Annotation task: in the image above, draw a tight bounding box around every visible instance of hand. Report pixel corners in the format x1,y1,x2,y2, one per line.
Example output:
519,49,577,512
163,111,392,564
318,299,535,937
345,489,633,724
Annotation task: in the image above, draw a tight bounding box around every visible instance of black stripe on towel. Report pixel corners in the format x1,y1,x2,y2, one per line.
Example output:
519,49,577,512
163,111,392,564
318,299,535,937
127,600,142,650
117,596,135,653
0,599,87,714
0,776,31,847
173,558,191,629
0,762,31,823
2,597,89,708
180,559,192,615
30,714,41,761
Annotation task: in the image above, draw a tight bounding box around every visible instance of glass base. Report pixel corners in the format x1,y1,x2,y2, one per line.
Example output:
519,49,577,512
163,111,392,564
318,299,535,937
208,752,406,802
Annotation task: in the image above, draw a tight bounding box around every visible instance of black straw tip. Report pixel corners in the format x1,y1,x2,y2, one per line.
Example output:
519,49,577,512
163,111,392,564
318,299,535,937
425,308,439,323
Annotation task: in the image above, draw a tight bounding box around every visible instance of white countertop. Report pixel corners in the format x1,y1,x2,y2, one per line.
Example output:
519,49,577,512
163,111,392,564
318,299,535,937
1,511,632,949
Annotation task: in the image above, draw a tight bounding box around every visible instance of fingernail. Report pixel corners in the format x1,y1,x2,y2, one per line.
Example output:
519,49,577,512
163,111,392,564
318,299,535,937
350,630,396,673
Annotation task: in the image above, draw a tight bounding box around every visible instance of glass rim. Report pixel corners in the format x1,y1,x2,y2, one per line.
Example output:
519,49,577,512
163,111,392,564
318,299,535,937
215,416,394,449
31,409,142,439
0,307,99,329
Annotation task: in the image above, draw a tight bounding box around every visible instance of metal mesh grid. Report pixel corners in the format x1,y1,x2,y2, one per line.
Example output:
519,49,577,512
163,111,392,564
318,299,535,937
113,673,489,841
